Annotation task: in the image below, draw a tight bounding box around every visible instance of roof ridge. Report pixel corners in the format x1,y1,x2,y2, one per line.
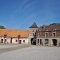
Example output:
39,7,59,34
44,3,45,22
29,22,38,28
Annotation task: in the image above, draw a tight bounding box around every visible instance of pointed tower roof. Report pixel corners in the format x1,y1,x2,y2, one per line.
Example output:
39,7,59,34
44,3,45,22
29,22,38,28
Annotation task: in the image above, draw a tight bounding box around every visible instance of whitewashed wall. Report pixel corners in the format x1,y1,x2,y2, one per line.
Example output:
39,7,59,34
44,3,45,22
0,37,29,44
19,38,29,44
0,37,11,44
12,38,18,44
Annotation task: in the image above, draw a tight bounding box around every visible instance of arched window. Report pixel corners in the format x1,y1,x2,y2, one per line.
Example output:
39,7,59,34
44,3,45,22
45,32,48,37
53,33,56,37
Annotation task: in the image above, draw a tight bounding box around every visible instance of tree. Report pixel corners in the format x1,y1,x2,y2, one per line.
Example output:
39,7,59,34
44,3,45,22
0,26,5,29
50,23,60,26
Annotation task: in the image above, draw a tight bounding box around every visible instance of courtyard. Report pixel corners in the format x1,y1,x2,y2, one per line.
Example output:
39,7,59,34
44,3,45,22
0,45,60,60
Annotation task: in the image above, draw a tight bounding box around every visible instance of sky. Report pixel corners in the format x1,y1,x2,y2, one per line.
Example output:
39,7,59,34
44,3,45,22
0,0,60,29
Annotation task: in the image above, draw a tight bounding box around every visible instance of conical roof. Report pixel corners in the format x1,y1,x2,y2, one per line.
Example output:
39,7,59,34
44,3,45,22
29,22,38,28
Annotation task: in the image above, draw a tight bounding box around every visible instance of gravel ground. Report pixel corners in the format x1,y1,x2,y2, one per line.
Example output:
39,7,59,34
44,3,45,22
0,46,60,60
0,44,20,49
0,44,30,54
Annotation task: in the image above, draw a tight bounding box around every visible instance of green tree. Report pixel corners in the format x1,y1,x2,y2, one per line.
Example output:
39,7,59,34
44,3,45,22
50,23,60,25
0,26,5,29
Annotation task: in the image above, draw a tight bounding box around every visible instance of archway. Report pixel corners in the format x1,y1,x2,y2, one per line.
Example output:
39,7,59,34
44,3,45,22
45,39,49,46
31,38,36,45
52,39,57,46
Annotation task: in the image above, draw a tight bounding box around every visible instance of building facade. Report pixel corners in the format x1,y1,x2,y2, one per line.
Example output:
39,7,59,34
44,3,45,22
29,22,38,45
0,29,29,44
29,23,60,46
0,22,60,46
36,24,60,46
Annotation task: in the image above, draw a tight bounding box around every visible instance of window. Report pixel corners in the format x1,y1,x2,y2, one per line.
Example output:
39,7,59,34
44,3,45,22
53,33,56,37
45,32,48,37
23,40,25,43
16,40,17,42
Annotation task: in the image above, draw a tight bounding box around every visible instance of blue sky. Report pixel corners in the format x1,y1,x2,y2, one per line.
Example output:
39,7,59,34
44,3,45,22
0,0,60,29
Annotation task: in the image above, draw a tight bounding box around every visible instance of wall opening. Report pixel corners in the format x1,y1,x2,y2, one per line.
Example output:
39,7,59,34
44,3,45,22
52,39,57,46
19,40,21,44
1,39,3,43
31,38,36,45
45,39,49,46
40,39,43,45
10,38,12,43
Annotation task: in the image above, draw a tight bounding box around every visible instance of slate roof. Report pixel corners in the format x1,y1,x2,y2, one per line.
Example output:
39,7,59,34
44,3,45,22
29,22,38,28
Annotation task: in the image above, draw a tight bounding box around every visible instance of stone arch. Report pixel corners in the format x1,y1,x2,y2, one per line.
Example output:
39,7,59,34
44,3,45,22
31,38,36,45
52,39,57,46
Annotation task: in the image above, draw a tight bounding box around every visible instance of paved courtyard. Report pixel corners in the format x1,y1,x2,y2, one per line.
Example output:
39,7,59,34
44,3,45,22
0,44,29,54
0,44,20,49
0,46,60,60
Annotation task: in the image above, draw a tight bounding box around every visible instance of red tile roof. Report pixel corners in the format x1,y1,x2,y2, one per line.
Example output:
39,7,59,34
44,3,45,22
0,29,29,38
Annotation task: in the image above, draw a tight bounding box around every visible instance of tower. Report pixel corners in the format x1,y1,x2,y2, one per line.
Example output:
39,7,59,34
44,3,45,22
29,22,38,45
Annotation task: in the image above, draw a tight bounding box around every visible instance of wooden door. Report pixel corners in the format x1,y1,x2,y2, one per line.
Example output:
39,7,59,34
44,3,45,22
1,39,3,43
19,40,21,44
10,38,12,43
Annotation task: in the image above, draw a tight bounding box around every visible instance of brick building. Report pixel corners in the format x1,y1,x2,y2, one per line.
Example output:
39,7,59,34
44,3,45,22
0,22,60,46
29,22,60,46
29,22,38,45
